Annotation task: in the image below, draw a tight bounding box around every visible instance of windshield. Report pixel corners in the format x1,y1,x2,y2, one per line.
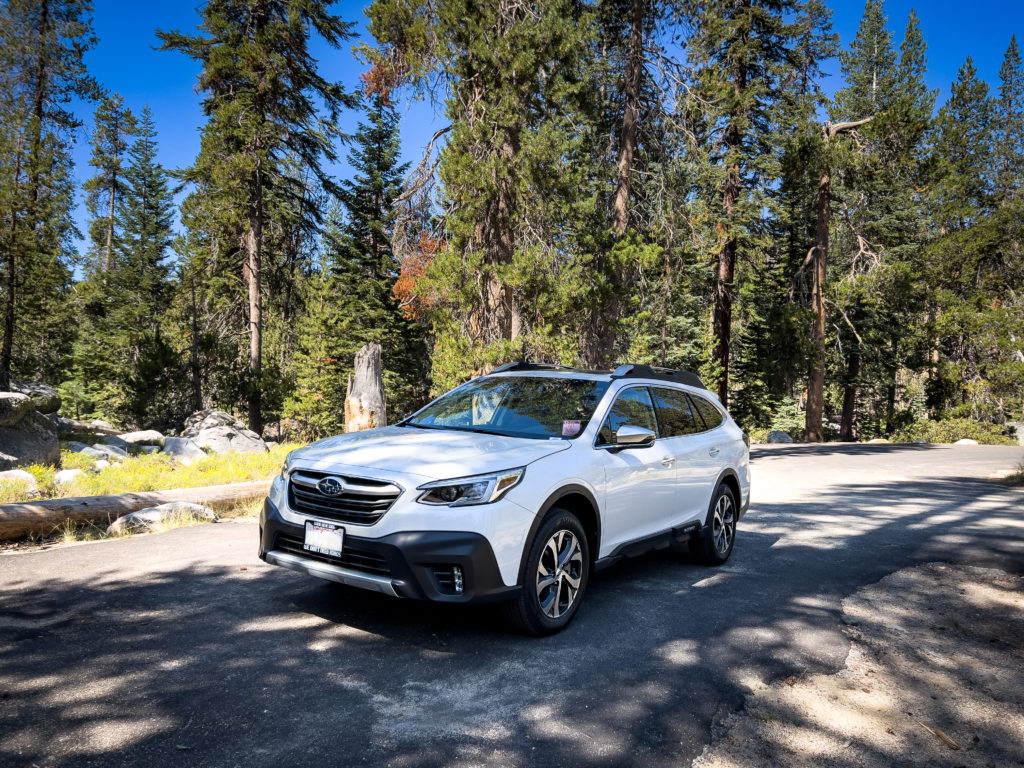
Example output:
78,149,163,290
404,376,611,440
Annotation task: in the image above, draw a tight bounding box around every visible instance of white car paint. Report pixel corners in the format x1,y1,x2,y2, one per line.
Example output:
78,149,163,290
274,370,750,588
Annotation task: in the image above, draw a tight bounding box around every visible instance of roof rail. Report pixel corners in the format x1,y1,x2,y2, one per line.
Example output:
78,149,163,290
610,363,707,390
491,361,589,374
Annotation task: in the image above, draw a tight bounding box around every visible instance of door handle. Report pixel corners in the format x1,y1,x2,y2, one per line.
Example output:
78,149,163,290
708,447,720,457
661,456,676,467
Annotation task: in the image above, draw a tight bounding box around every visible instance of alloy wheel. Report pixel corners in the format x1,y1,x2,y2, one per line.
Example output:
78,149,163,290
535,529,583,619
712,494,735,556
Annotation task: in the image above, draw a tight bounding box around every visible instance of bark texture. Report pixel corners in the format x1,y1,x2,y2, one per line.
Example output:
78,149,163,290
612,0,644,235
345,343,387,432
804,117,873,442
0,480,271,540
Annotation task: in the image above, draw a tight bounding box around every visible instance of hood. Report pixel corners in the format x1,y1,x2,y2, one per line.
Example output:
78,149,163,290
289,425,570,481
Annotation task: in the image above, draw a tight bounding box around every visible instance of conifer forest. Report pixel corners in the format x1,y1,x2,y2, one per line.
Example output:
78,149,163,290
0,0,1021,444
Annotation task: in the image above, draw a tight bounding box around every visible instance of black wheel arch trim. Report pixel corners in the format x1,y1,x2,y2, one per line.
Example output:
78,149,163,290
516,483,601,584
714,468,746,520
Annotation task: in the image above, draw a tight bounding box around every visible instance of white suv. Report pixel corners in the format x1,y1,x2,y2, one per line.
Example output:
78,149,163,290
260,363,750,635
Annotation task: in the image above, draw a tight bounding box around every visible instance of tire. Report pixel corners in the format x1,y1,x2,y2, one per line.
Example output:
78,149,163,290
692,483,738,566
503,509,590,636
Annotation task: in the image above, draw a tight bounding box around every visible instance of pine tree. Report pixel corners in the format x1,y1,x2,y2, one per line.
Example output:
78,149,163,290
925,58,999,419
284,234,345,439
116,107,173,303
117,106,179,426
159,1,358,433
685,0,811,407
996,36,1024,198
825,2,933,438
366,0,605,391
0,0,98,389
833,0,896,119
334,92,426,418
83,94,136,274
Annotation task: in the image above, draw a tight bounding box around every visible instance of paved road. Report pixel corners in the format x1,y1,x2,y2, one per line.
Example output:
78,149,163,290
2,444,1022,768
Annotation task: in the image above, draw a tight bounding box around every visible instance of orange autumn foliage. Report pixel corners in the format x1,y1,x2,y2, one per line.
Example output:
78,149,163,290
393,230,441,320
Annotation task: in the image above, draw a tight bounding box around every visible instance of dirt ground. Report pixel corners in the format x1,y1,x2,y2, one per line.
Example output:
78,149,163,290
692,562,1024,768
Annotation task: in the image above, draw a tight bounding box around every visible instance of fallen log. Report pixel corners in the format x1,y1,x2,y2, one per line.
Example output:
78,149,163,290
0,479,271,539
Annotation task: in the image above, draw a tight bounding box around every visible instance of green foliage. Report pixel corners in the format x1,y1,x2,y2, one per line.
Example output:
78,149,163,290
65,104,181,429
159,0,359,432
891,418,1015,446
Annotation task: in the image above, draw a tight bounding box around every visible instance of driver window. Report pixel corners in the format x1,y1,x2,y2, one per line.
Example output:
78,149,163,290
597,387,658,445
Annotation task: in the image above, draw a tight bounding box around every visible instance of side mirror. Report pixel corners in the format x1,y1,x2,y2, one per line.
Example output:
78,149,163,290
615,424,656,448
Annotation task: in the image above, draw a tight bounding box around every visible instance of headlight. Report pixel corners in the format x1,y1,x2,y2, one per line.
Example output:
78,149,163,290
280,451,295,479
417,468,525,507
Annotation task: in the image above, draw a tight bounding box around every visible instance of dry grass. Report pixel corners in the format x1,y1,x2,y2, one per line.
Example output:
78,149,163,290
0,443,299,504
216,497,265,520
1007,463,1024,486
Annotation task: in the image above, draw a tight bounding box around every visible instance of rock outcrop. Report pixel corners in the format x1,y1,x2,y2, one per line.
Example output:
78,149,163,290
11,380,61,415
161,436,207,463
106,502,218,534
182,409,267,454
0,392,59,470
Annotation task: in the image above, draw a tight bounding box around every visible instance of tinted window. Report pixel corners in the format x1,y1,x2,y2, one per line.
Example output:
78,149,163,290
653,387,701,437
406,376,610,440
597,387,657,445
689,394,724,431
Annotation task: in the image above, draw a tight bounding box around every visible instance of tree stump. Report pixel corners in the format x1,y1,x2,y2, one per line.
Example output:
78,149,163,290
345,343,387,432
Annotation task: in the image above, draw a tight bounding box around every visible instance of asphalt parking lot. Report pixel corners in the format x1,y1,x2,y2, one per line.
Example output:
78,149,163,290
2,444,1022,767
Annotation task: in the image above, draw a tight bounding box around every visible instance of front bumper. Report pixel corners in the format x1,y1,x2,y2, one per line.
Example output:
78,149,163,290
259,498,519,604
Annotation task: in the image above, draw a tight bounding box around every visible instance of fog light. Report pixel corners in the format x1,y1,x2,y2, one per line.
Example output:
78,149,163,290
453,566,464,594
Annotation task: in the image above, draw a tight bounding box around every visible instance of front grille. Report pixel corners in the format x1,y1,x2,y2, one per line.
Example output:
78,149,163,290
287,470,401,525
275,533,391,577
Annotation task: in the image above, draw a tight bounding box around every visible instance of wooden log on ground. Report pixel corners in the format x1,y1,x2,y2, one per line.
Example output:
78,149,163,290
0,479,271,539
345,342,387,432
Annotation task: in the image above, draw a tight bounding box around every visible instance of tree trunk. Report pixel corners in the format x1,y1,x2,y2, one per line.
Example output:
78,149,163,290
713,235,736,407
2,0,50,392
804,118,873,442
189,272,202,411
243,187,263,435
885,335,898,433
839,350,860,441
104,168,116,273
713,49,748,409
345,343,387,432
0,480,271,540
0,150,22,392
612,0,644,235
805,169,830,442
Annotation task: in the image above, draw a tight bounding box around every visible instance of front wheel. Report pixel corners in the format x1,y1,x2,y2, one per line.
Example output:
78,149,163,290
503,509,590,636
692,483,737,566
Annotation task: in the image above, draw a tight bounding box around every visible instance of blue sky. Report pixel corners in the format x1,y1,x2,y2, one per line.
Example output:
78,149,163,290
68,0,1023,256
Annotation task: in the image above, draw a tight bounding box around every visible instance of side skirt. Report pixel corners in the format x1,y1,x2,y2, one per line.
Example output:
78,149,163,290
593,521,703,572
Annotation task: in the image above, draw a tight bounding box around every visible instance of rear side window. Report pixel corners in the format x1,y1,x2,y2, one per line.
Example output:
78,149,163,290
689,394,724,431
597,387,658,445
652,387,701,437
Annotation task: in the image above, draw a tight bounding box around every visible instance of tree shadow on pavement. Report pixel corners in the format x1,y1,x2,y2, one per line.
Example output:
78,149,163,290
0,477,1021,767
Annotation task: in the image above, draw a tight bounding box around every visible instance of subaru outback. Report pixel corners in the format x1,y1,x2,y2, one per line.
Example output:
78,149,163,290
259,362,750,635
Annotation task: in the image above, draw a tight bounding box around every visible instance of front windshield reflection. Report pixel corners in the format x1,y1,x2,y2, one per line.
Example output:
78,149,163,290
405,376,611,440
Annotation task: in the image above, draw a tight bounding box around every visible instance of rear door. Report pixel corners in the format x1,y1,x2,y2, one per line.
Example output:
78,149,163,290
684,391,730,517
651,386,721,525
594,386,676,549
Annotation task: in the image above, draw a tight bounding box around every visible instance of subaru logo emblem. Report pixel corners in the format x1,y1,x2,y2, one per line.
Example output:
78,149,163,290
317,477,345,497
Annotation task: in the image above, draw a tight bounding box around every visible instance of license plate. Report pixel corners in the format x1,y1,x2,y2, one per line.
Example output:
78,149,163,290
304,520,344,557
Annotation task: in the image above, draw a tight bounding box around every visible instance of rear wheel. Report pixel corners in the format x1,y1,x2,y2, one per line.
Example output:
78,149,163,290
691,483,737,565
503,509,589,636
